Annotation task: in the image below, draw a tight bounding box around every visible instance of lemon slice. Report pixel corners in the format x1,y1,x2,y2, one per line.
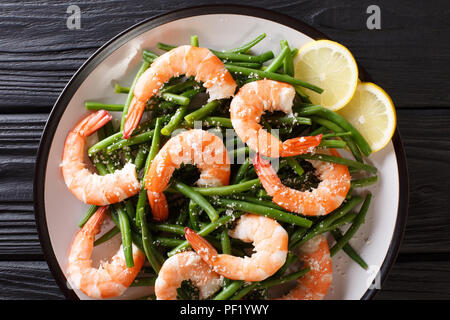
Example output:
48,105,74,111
338,82,396,152
294,40,358,111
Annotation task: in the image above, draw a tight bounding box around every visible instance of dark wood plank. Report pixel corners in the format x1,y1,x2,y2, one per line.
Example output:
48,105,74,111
375,258,450,299
0,109,448,258
0,261,64,299
0,0,448,112
1,259,448,300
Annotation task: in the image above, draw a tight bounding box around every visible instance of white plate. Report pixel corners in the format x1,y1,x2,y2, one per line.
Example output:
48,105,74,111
34,5,408,300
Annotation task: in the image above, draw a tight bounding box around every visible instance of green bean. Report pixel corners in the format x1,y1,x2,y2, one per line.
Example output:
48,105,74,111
120,61,150,131
214,281,244,300
161,106,188,136
88,116,164,156
265,45,291,73
201,117,233,128
351,176,378,188
220,228,232,255
261,267,310,289
294,86,311,102
175,206,189,226
232,157,251,184
161,79,197,94
289,227,307,246
210,198,312,228
322,131,352,139
88,132,122,155
229,146,249,159
78,205,98,228
157,42,176,51
325,212,358,231
330,229,368,270
289,196,363,249
114,84,130,94
85,102,124,111
311,116,363,162
125,199,136,223
309,126,329,136
150,223,185,235
187,178,261,196
157,42,274,63
291,48,298,57
134,146,149,170
227,195,284,210
330,193,372,256
168,211,244,257
141,209,163,273
172,180,218,222
143,117,163,185
297,153,377,173
230,282,259,300
317,107,372,156
212,50,275,63
114,204,134,268
188,200,201,231
225,64,323,93
319,139,347,149
136,118,163,272
184,100,222,124
190,35,199,47
227,33,266,53
265,115,312,126
226,61,262,68
106,130,154,154
142,49,158,62
285,157,304,176
153,237,184,248
161,92,190,106
94,226,120,246
280,40,294,76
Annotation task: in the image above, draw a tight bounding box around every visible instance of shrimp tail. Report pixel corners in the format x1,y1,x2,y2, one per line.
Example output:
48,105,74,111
147,190,169,221
76,110,112,137
251,153,284,196
280,134,322,157
123,97,145,139
184,227,219,265
82,206,108,235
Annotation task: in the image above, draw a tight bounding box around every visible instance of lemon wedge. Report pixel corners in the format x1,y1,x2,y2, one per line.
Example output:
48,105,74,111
295,40,358,111
338,82,397,152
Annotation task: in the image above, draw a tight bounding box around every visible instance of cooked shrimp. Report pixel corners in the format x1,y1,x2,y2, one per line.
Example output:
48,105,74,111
145,129,230,221
185,214,288,281
67,206,145,299
230,79,322,158
123,45,237,139
155,251,222,300
279,235,332,300
62,110,141,206
252,148,350,216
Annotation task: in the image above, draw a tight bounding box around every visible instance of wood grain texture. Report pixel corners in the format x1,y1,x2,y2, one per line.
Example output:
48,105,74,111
0,0,448,112
0,0,448,299
375,259,450,299
0,260,448,300
0,261,64,299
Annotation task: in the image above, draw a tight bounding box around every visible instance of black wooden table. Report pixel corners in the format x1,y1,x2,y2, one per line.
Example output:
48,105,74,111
1,0,449,300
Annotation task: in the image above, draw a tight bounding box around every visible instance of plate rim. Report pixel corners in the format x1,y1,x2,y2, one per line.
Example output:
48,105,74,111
33,4,409,300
